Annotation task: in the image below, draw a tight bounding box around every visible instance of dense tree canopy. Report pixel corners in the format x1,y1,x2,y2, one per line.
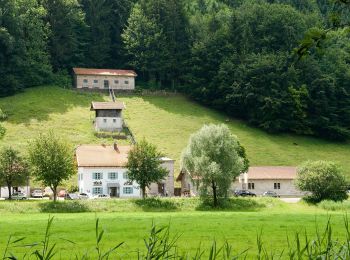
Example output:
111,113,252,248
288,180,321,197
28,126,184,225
0,0,349,141
181,124,245,207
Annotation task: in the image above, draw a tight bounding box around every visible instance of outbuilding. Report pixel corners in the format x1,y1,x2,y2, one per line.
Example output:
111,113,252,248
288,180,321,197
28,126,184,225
90,101,125,132
177,166,303,197
73,68,137,90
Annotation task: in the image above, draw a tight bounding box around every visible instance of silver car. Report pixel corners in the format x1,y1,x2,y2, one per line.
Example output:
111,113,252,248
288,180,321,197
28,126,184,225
11,192,27,200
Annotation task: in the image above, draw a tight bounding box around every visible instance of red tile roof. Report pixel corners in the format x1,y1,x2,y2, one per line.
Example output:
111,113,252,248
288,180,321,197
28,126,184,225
73,68,137,77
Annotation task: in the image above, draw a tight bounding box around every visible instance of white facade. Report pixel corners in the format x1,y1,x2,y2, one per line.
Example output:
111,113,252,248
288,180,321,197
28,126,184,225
0,186,30,198
94,117,123,132
78,160,175,198
78,167,140,198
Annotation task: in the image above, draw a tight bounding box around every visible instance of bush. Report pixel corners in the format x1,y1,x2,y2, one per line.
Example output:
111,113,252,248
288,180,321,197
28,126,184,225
296,161,348,203
318,200,350,211
0,108,7,121
0,124,5,139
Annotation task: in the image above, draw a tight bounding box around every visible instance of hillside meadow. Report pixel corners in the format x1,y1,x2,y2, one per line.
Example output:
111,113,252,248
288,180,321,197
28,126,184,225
0,198,349,258
0,86,349,177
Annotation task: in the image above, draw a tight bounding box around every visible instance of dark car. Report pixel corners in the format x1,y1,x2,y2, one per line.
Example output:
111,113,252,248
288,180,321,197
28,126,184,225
263,191,280,198
234,190,256,197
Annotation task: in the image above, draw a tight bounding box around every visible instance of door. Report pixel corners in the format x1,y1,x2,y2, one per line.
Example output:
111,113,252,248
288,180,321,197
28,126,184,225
158,183,165,196
109,187,120,198
104,80,109,89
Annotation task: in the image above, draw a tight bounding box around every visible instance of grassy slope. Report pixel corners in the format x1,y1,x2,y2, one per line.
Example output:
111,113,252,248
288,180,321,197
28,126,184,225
0,86,350,176
0,199,347,258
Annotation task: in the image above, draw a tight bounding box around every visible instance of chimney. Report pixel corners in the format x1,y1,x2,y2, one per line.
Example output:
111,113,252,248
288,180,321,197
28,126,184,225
114,142,119,153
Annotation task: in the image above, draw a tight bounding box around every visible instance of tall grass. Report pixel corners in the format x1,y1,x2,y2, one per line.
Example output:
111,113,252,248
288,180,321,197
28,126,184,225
3,216,350,259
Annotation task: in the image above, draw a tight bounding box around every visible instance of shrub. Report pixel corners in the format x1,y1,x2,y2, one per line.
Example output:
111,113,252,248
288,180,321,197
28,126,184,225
296,161,348,203
0,108,7,121
0,124,5,139
318,200,350,211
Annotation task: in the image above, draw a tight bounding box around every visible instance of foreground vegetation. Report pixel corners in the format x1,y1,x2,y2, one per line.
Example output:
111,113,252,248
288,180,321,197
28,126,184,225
0,86,350,176
0,198,349,258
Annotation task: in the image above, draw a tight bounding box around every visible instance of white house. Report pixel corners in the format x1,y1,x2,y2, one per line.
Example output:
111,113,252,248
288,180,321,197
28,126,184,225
90,101,125,132
75,143,175,198
177,166,303,197
73,68,137,90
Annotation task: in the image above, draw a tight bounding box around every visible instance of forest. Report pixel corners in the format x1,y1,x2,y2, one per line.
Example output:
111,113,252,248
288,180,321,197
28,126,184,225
0,0,349,141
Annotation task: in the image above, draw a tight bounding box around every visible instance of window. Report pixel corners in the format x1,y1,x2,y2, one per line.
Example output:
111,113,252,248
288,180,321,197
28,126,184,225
103,119,107,123
123,187,133,194
114,80,119,84
92,172,103,180
123,172,128,179
248,183,255,189
274,183,281,189
83,79,88,83
93,79,98,83
113,119,117,123
108,172,117,180
93,187,103,195
124,80,129,84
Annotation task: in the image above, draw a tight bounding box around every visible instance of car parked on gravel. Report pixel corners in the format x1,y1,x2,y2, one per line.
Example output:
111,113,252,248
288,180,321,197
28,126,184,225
234,190,256,197
11,192,27,200
78,193,90,199
92,194,110,199
262,191,280,198
31,189,43,198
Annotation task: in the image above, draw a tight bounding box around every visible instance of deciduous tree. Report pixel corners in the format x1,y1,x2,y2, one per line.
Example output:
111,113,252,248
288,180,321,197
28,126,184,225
181,124,245,207
0,147,28,200
28,132,75,202
126,139,168,199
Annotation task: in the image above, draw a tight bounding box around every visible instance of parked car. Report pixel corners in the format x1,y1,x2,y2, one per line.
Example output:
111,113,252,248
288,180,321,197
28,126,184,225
65,193,80,200
234,190,256,197
262,191,280,198
11,192,27,200
31,189,43,198
92,194,110,199
58,190,67,198
78,193,90,200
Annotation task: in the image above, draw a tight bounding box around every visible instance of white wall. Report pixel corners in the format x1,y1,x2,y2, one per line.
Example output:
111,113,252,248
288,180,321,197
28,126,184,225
246,179,302,197
95,117,123,132
78,160,175,198
76,75,135,90
78,167,141,198
0,186,30,198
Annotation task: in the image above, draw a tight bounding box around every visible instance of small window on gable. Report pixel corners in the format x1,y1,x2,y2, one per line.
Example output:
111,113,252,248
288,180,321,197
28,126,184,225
124,80,129,84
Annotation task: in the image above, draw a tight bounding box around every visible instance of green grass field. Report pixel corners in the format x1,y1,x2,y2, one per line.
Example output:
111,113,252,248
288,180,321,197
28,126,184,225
0,85,349,176
0,198,348,258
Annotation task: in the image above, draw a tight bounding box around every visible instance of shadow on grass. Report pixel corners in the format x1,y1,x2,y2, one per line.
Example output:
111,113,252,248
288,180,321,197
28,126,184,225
133,198,178,212
196,197,266,211
39,201,91,213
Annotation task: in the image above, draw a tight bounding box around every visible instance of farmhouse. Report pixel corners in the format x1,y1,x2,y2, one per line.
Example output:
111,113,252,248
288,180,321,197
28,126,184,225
75,143,174,198
91,101,125,132
73,68,137,90
177,166,303,197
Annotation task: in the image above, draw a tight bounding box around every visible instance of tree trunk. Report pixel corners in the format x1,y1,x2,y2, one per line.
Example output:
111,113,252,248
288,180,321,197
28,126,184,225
52,186,57,202
212,180,217,207
7,183,12,200
142,186,146,199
